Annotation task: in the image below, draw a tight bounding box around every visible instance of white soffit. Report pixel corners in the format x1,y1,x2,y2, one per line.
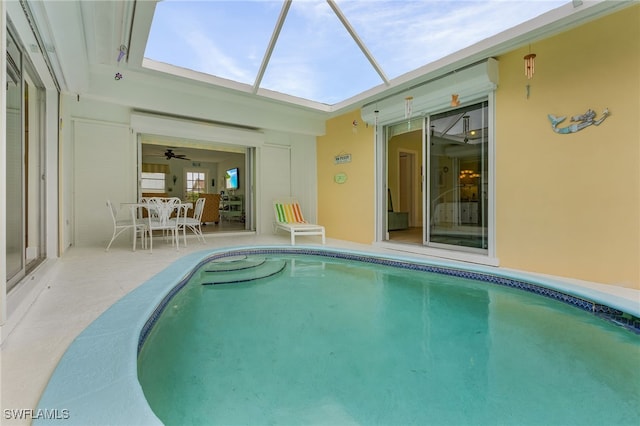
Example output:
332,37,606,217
130,112,266,148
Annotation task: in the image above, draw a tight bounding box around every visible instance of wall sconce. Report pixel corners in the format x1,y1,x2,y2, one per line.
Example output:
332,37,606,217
172,175,177,185
451,94,460,107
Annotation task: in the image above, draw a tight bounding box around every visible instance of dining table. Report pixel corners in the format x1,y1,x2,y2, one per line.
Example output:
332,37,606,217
120,199,193,251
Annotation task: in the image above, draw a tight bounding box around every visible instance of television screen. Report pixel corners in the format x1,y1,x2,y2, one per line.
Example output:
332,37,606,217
225,167,239,190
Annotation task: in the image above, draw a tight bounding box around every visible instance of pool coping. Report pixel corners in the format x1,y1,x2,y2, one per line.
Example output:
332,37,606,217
34,245,640,425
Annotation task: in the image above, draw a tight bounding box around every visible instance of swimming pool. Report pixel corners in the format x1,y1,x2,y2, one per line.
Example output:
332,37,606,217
36,246,640,425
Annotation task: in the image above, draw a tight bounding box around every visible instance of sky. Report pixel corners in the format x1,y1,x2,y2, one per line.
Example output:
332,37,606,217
145,0,567,105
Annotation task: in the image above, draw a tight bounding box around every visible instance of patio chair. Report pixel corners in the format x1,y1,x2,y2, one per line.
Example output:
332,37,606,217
144,197,180,253
176,197,207,246
273,198,325,245
105,200,146,251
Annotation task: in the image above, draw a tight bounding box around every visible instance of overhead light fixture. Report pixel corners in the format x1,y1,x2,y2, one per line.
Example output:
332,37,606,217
459,169,480,180
451,94,460,107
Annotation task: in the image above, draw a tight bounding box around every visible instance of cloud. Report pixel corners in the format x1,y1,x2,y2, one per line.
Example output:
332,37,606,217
147,0,566,104
338,0,566,77
182,29,254,83
262,60,320,101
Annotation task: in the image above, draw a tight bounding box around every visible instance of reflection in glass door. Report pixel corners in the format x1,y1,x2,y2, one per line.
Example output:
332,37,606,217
427,101,488,252
6,32,24,286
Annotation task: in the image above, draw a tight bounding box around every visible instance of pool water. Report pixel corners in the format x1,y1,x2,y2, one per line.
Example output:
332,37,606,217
138,254,640,425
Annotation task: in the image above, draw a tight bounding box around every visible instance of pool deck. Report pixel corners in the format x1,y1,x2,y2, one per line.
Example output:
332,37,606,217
2,233,639,425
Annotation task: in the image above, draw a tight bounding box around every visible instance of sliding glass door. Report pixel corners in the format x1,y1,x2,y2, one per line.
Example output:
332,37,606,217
384,100,490,254
6,31,24,285
427,101,489,251
6,28,47,289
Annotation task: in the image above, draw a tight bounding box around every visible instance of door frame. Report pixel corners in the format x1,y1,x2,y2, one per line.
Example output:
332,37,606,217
374,97,497,266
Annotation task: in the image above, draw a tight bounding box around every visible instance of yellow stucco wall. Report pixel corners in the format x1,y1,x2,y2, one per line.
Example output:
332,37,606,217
317,111,375,244
495,6,639,288
317,6,639,288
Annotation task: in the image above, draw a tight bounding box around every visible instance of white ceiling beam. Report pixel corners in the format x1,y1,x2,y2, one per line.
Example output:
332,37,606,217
252,0,292,94
127,1,158,67
326,0,389,86
33,0,89,93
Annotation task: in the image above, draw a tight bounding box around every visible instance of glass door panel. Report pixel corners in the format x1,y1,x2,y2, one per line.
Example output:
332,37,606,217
386,118,423,244
427,101,488,251
6,32,24,285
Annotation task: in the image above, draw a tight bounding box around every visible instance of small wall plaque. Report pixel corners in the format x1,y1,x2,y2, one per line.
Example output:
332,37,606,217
334,173,348,184
334,153,352,164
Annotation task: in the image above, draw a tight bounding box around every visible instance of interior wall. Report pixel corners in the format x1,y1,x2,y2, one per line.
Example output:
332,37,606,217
217,154,245,198
495,5,640,288
388,131,423,226
317,110,375,244
141,153,221,199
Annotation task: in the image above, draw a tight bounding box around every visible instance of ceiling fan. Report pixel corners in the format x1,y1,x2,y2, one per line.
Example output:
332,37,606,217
164,148,190,160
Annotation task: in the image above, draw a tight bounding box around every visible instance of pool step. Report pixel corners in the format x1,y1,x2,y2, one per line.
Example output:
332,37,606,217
204,256,267,272
202,259,286,285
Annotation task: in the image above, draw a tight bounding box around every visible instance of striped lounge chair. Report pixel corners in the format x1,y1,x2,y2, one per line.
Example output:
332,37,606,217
273,199,325,245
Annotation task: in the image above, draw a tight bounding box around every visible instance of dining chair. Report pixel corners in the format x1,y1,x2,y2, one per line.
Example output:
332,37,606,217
105,200,146,251
144,197,180,253
175,197,206,246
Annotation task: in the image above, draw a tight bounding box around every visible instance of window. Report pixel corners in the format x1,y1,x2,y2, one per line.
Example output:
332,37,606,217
141,172,166,193
185,171,207,201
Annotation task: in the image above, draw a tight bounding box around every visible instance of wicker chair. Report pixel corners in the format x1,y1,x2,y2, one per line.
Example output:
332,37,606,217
198,193,221,224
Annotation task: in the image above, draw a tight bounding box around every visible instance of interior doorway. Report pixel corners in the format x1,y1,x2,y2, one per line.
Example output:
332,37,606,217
398,151,416,227
386,119,423,244
140,141,254,234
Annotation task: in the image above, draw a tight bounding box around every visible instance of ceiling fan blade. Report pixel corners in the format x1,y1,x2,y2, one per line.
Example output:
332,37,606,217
163,148,191,160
